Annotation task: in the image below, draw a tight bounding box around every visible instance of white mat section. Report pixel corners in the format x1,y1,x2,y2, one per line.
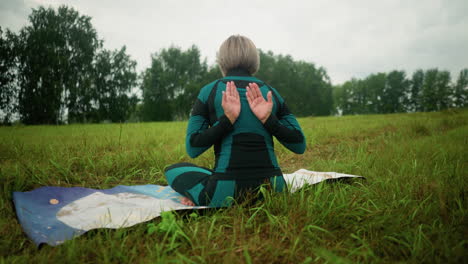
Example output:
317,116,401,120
57,192,196,230
56,169,363,230
283,169,364,192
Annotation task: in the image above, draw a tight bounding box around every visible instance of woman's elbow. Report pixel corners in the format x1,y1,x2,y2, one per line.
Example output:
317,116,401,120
286,141,306,154
294,144,306,154
293,134,306,154
186,147,201,159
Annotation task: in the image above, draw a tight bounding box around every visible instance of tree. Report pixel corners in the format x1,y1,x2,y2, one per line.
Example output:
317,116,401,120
0,27,18,124
381,70,409,113
92,46,138,122
333,68,468,115
409,70,424,112
452,69,468,108
420,69,439,111
332,84,345,115
201,65,222,84
419,69,453,112
333,79,361,115
256,50,333,116
140,45,207,121
15,6,100,124
333,82,349,115
364,73,387,114
435,70,451,110
333,74,388,116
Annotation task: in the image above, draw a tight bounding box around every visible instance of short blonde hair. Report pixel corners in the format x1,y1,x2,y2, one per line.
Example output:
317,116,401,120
217,35,260,76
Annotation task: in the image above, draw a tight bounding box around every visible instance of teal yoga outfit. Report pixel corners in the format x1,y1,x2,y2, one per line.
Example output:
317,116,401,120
164,69,306,207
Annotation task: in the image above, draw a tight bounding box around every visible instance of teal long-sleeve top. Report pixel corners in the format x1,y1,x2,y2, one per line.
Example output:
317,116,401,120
186,70,306,180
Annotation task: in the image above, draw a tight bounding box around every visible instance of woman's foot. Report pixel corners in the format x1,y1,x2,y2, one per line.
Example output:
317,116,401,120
180,197,195,206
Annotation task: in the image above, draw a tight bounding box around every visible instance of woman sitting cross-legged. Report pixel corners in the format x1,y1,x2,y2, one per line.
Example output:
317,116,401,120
164,35,306,207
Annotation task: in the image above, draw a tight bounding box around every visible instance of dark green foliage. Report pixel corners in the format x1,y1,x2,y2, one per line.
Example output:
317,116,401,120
382,70,409,113
2,5,139,125
334,68,467,115
0,27,18,124
435,70,452,110
421,69,446,112
333,74,389,115
139,48,335,120
334,70,410,115
409,70,424,112
452,69,468,108
256,50,333,117
140,45,208,121
92,46,138,122
333,78,361,115
365,73,387,113
203,65,223,81
15,6,101,124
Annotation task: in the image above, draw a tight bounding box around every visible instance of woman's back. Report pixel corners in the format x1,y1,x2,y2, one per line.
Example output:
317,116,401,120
183,69,305,194
165,35,305,207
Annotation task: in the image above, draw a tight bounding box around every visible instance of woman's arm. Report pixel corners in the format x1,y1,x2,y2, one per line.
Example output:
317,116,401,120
186,81,240,158
263,104,306,154
246,83,306,154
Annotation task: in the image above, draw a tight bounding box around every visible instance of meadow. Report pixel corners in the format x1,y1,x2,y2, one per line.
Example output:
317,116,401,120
0,109,467,263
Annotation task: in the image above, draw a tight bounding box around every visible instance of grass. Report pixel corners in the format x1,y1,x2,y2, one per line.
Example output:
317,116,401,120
1,109,467,263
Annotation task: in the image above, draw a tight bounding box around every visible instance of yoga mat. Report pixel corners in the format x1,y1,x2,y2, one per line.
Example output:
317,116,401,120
12,169,363,247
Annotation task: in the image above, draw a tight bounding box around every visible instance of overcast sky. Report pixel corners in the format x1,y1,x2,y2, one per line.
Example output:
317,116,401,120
1,0,467,84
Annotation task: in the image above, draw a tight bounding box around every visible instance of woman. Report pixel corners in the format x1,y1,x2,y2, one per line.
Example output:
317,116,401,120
164,35,306,207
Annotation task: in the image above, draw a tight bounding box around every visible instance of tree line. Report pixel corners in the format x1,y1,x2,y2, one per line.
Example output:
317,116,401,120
1,5,466,125
139,48,334,121
0,6,138,124
333,69,467,115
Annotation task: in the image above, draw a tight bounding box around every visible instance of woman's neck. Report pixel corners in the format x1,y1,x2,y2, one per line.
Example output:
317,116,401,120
226,67,251,77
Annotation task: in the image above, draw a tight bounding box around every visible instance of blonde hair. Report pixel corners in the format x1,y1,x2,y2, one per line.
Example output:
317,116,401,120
217,35,260,76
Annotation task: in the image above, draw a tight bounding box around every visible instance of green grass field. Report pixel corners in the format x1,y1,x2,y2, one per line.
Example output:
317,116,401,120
1,110,467,263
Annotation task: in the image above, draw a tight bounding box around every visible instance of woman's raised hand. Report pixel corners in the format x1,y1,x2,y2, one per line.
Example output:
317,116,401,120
246,83,273,124
222,81,241,124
